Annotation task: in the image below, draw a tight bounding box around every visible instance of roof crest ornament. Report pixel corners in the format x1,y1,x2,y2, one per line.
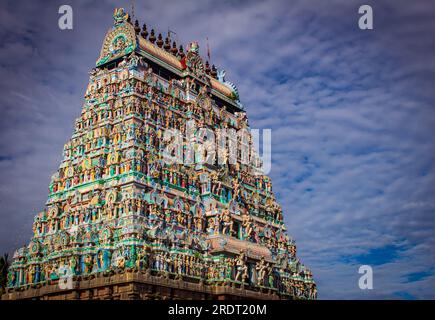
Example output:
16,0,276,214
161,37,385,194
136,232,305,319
217,69,242,106
113,7,129,25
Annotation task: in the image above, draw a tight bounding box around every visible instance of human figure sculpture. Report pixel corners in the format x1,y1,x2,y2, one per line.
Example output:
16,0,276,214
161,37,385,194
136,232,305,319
84,254,94,274
255,257,268,286
220,209,233,235
234,251,248,283
206,217,216,235
242,215,253,240
98,250,105,270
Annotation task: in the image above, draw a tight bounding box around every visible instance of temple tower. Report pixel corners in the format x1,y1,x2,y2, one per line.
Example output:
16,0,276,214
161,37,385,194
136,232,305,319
2,8,316,300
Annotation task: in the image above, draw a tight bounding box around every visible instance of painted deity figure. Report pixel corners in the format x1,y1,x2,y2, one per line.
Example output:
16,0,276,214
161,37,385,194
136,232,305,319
97,250,105,270
27,265,36,284
242,215,253,240
220,209,233,235
267,266,274,288
84,254,94,274
255,257,268,286
206,217,217,235
222,258,232,281
234,251,248,283
174,255,183,275
232,177,240,199
195,216,203,232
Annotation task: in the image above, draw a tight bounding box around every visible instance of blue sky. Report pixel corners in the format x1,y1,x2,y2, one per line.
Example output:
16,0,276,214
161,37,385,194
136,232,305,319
0,0,434,299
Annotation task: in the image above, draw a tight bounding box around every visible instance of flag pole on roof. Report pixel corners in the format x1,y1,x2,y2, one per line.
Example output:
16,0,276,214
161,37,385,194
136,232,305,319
206,37,211,62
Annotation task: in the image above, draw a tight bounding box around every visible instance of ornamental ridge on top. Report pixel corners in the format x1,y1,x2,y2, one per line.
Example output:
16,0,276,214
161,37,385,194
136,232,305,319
97,8,240,106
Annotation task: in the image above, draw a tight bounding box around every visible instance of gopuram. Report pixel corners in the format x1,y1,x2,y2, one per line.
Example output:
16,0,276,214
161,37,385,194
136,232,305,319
2,8,316,300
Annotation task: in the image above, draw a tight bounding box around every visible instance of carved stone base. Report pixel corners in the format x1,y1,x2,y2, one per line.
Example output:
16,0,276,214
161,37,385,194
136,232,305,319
1,272,283,300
